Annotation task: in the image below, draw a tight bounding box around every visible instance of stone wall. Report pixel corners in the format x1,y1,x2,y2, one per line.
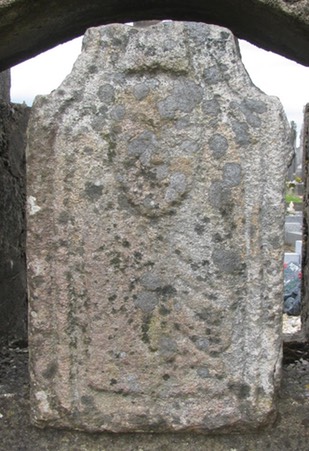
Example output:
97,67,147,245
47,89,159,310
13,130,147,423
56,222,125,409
0,98,30,343
0,0,309,69
0,70,10,103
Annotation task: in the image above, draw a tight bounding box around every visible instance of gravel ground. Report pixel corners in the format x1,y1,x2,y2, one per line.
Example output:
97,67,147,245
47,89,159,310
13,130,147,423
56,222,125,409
0,339,309,451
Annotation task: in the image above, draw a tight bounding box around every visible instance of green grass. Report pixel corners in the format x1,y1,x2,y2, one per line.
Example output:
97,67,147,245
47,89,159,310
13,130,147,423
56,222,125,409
285,193,303,204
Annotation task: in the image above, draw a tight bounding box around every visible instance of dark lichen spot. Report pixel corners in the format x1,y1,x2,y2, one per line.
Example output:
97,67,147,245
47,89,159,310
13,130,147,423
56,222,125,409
91,115,107,132
133,83,150,100
159,336,178,358
42,361,58,379
159,305,171,316
190,335,209,351
84,146,93,155
157,79,203,119
96,245,106,252
208,133,229,159
33,275,45,287
158,285,177,298
196,307,222,325
191,262,199,271
228,382,251,399
232,99,267,128
208,180,232,210
243,98,267,114
128,130,157,159
110,256,121,267
134,251,143,261
223,162,242,187
122,239,130,248
270,235,280,249
196,366,210,378
117,193,137,214
97,84,115,104
84,182,103,201
213,233,224,242
122,158,136,169
140,272,163,291
81,395,95,406
194,223,206,235
110,378,118,385
210,337,222,345
58,211,71,224
203,65,224,84
141,315,151,344
130,282,137,292
202,97,221,116
108,147,116,162
220,31,230,40
134,291,159,313
108,294,117,302
231,120,250,146
110,104,126,121
213,248,243,274
167,209,177,216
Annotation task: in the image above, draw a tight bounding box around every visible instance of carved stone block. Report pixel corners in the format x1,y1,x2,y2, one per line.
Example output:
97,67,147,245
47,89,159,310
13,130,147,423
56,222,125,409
27,22,291,432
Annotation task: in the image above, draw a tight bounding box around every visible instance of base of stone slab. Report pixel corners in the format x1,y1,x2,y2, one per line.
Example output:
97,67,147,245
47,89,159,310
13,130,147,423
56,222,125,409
4,344,309,450
29,400,278,434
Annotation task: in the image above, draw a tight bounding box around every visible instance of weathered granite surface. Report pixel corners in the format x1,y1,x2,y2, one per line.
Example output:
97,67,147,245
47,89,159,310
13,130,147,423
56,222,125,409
27,22,292,433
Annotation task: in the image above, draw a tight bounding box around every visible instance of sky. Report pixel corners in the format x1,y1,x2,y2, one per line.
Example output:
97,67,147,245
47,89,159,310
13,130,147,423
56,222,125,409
10,32,309,143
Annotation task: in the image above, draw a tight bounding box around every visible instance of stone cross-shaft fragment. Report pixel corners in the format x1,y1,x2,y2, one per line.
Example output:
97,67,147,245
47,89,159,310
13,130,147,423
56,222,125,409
27,22,292,433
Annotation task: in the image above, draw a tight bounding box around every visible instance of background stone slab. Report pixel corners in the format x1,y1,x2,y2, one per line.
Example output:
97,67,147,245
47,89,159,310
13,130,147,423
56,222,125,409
0,100,29,343
27,22,292,433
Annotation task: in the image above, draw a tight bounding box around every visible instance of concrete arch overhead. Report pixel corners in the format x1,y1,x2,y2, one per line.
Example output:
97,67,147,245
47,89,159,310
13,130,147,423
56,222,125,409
0,0,309,70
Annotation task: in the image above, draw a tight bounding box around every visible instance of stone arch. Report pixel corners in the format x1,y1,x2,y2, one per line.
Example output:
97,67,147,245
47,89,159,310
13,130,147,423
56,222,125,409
0,0,309,70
